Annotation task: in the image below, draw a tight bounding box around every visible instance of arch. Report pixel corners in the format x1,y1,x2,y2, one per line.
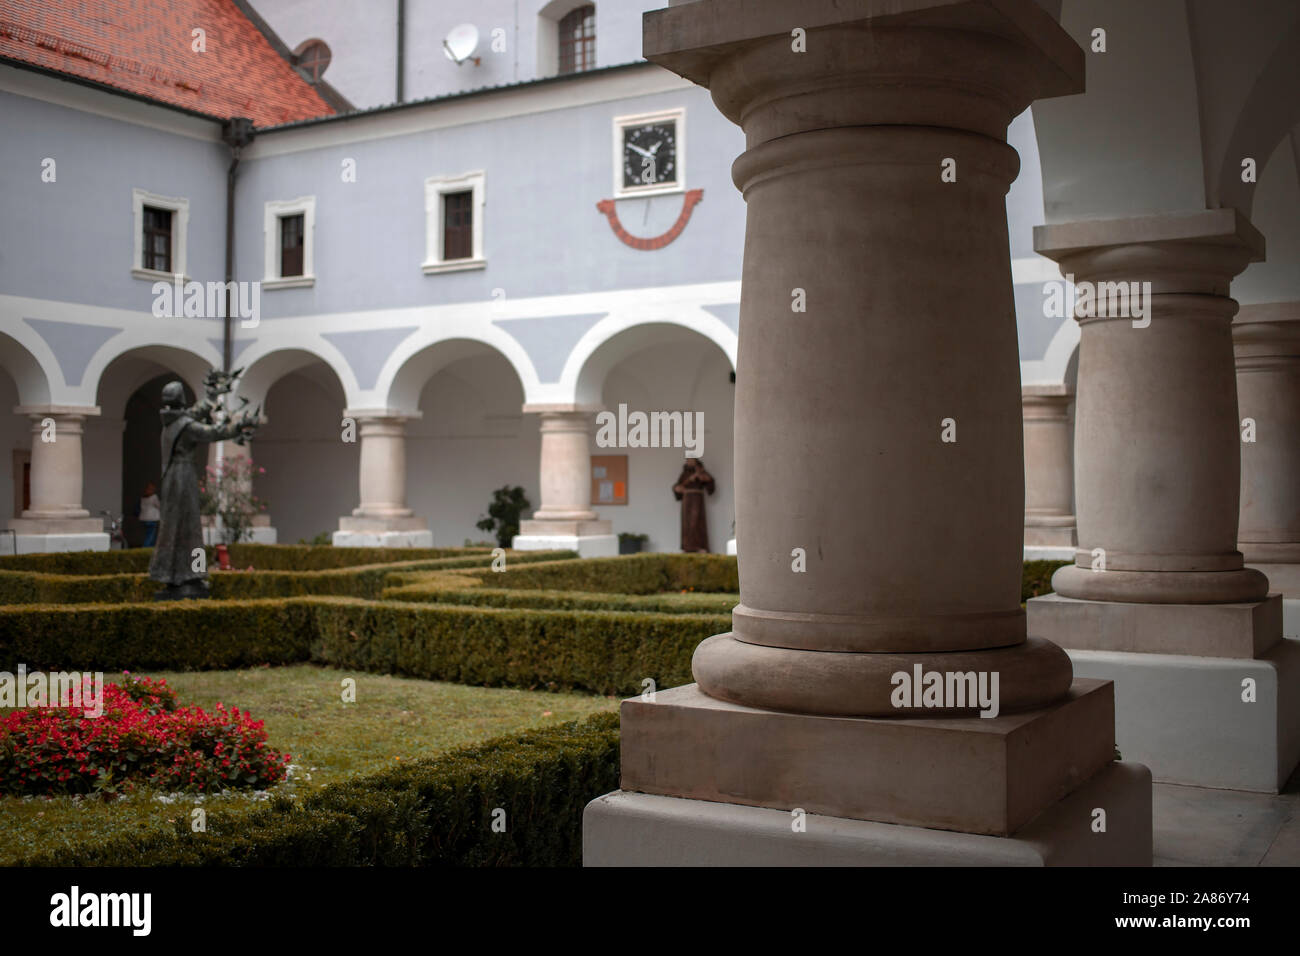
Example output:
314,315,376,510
566,313,737,408
87,337,218,413
235,345,350,410
1214,19,1300,217
0,331,53,406
381,330,535,415
93,344,213,417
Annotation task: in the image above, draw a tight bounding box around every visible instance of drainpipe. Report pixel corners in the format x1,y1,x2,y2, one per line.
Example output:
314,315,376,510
396,0,406,103
220,117,256,372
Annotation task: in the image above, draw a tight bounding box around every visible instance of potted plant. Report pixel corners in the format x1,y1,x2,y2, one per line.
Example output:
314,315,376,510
476,485,530,549
618,532,649,555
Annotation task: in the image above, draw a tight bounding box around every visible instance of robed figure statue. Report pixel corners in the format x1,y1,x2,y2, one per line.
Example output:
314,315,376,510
672,457,716,554
149,379,259,599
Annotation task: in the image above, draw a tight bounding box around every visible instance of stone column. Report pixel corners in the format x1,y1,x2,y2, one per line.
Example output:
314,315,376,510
514,407,616,557
1235,302,1300,597
1026,211,1298,793
1023,384,1076,555
584,0,1151,866
333,410,431,548
7,406,109,553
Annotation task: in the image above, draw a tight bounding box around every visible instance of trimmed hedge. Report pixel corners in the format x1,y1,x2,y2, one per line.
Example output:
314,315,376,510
384,580,739,615
0,544,495,575
311,598,718,695
445,553,740,595
0,597,720,696
14,712,620,867
0,550,576,605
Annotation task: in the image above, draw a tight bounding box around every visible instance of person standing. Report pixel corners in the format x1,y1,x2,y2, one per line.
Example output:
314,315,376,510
138,482,161,547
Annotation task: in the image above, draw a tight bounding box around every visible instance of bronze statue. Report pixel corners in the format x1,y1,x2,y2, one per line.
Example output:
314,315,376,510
672,457,716,553
149,376,260,599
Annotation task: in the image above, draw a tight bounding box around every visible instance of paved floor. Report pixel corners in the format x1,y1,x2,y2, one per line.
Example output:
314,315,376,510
1154,767,1300,866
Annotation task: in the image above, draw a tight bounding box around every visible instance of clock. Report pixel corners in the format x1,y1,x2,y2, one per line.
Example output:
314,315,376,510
613,109,685,198
623,122,677,189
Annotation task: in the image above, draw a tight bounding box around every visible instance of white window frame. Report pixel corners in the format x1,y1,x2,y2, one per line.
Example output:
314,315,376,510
263,196,317,289
423,171,486,274
131,188,189,281
612,107,685,199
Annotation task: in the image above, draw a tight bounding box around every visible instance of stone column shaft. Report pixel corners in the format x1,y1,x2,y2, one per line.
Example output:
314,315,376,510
532,412,599,522
352,415,413,518
1023,385,1076,547
1235,301,1300,594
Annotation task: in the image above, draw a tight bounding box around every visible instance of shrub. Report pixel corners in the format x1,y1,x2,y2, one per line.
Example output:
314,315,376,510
0,676,290,798
476,485,530,549
16,712,620,867
480,553,740,594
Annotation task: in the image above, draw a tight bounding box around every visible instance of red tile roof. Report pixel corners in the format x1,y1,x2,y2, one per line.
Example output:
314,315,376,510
0,0,334,127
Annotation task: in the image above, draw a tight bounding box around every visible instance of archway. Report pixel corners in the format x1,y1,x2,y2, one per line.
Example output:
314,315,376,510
577,323,735,552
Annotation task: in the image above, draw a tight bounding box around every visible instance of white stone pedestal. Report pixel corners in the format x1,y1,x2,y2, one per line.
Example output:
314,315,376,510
725,538,737,556
512,532,616,558
1024,545,1075,561
0,531,110,555
1066,641,1300,792
333,527,433,548
586,761,1151,867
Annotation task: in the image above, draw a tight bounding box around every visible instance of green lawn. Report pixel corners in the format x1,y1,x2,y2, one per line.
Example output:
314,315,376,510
0,664,618,865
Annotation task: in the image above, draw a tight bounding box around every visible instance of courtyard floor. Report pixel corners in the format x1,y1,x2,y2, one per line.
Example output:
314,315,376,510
1154,770,1300,866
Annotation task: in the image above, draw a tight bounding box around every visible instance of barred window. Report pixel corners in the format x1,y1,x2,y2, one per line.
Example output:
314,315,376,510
558,5,595,75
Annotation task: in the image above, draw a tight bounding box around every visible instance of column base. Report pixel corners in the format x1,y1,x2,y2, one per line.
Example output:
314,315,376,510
725,538,737,555
334,515,431,548
1249,562,1300,599
585,761,1151,866
1066,641,1300,792
1023,523,1076,548
1027,592,1282,658
0,531,110,555
616,680,1116,836
512,533,616,558
1024,545,1076,561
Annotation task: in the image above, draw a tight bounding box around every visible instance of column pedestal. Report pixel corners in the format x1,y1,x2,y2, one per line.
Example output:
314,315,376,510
6,406,108,553
586,0,1147,867
1025,210,1298,791
334,411,431,548
1022,384,1076,560
201,442,278,545
513,407,615,558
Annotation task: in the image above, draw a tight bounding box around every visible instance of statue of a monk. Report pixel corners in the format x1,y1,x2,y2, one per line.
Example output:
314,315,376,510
672,457,716,554
149,380,259,599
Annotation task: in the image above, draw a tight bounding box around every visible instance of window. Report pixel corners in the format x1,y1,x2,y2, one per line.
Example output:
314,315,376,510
558,5,595,74
263,197,316,287
280,213,305,277
442,192,473,261
294,39,331,83
131,188,189,279
142,207,173,272
423,172,486,273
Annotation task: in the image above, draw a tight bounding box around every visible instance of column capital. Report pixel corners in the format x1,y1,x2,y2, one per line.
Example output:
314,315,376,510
645,0,1082,146
14,404,100,419
1033,208,1265,296
342,407,421,423
1233,301,1300,368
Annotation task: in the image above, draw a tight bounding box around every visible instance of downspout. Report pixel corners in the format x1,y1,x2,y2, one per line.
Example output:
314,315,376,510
396,0,406,103
220,117,255,372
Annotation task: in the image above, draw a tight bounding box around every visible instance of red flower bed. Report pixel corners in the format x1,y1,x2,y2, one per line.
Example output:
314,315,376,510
0,673,290,798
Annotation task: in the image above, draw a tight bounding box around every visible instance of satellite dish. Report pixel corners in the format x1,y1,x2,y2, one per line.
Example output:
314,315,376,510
443,23,480,66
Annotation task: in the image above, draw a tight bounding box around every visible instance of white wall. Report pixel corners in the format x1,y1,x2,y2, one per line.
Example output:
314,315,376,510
0,371,24,522
254,367,359,543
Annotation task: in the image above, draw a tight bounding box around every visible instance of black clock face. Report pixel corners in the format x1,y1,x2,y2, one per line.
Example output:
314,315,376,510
622,122,678,189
